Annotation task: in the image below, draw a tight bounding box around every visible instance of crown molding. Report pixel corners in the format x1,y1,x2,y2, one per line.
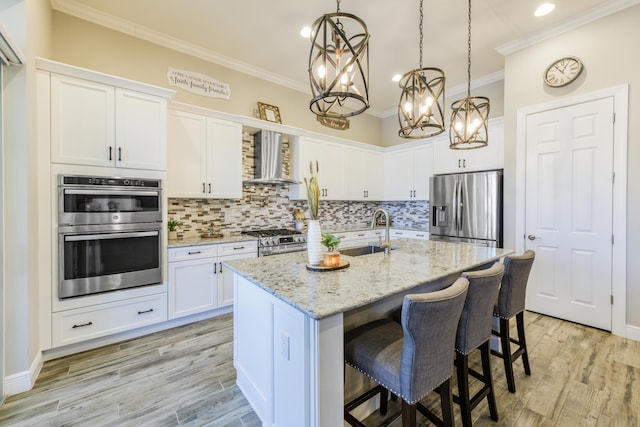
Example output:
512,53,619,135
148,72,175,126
50,0,310,95
496,0,640,55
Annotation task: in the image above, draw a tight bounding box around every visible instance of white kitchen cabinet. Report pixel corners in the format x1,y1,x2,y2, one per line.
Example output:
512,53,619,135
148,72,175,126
432,118,504,175
167,241,257,319
115,89,168,170
218,241,258,307
167,109,243,199
290,137,345,200
334,229,386,249
385,143,433,201
390,229,429,240
52,293,167,347
345,147,385,201
50,73,168,171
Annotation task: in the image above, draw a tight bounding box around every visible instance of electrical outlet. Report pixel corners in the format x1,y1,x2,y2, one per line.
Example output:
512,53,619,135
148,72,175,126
280,333,290,361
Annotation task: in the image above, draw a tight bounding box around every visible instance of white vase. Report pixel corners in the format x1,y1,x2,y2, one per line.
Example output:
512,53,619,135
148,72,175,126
307,220,323,266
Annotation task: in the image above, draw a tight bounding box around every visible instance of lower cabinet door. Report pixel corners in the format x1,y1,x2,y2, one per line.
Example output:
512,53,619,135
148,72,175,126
219,250,258,308
52,293,167,347
168,257,218,319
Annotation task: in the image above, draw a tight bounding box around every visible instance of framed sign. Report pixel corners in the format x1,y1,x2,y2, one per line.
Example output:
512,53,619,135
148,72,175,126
257,102,282,123
317,115,350,130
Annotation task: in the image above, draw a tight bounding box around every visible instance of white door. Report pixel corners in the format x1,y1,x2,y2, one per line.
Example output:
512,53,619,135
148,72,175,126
525,97,614,330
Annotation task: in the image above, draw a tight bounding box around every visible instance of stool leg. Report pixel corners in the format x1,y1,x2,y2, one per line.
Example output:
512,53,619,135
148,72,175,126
402,400,417,427
439,378,455,427
516,312,531,375
456,352,472,427
380,388,388,415
500,318,517,393
480,341,499,421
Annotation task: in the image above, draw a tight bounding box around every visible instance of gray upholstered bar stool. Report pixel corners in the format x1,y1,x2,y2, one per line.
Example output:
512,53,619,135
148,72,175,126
454,263,505,427
344,278,469,427
491,250,535,393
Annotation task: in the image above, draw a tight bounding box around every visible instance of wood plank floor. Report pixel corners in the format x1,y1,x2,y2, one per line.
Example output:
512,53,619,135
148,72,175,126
1,311,639,426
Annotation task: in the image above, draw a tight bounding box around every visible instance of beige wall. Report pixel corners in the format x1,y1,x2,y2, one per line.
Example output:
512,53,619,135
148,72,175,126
50,12,383,146
502,5,640,327
381,79,504,147
1,0,52,380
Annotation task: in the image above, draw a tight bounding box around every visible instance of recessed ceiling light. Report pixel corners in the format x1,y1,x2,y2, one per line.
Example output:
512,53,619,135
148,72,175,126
300,26,312,38
392,74,402,82
534,3,555,17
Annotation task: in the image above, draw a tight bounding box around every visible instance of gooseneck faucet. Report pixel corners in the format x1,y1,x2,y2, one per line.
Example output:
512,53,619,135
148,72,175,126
371,208,391,250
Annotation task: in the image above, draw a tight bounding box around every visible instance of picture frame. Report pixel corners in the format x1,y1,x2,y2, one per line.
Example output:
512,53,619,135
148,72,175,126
257,102,282,123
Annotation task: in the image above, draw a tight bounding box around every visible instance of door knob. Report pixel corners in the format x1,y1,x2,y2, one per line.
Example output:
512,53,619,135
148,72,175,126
527,234,541,241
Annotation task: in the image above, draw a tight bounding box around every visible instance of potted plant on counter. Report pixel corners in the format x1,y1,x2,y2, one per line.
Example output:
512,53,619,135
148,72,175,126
167,219,179,240
321,232,341,267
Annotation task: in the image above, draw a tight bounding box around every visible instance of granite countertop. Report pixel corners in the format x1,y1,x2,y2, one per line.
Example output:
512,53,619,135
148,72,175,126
167,234,258,248
223,238,512,319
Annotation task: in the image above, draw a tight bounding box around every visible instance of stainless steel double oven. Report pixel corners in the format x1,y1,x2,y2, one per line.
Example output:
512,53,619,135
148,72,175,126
58,175,163,299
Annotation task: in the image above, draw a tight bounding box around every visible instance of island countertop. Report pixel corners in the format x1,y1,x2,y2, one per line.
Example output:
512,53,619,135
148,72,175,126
223,238,513,319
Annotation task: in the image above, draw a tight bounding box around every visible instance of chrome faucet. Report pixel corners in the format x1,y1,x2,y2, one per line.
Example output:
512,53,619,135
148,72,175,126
371,208,391,250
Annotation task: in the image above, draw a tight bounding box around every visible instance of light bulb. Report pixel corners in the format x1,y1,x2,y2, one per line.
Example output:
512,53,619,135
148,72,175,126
455,121,463,132
404,102,412,113
425,96,434,107
317,64,326,79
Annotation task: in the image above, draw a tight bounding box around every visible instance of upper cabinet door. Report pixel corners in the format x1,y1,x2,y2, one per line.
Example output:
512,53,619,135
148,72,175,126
364,150,385,201
206,118,243,199
344,147,365,200
50,74,115,167
167,109,207,198
321,142,346,200
115,89,167,171
412,143,433,200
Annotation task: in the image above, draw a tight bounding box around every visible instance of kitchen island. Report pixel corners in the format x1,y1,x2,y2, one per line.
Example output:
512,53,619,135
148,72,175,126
223,239,512,426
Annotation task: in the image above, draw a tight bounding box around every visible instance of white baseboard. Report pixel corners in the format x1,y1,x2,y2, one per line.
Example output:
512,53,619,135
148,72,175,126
4,350,44,396
626,324,640,342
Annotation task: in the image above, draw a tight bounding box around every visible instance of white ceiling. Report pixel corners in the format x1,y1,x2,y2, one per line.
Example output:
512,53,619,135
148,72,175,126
52,0,636,117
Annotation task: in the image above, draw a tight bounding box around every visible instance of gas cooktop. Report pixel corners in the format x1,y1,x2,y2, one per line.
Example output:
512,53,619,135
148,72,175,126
242,229,302,238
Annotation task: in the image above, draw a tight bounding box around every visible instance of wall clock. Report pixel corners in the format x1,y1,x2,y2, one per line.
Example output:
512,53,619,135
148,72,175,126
544,56,583,87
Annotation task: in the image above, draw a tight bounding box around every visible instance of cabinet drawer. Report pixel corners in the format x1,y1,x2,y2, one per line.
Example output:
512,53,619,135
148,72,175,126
52,293,167,347
168,245,217,262
218,240,257,257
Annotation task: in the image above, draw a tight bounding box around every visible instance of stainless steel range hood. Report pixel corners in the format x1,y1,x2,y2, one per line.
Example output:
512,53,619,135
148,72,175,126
244,130,299,185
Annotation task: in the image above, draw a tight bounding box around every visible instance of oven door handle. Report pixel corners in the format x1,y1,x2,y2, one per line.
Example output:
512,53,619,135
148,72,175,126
64,189,160,197
64,231,158,241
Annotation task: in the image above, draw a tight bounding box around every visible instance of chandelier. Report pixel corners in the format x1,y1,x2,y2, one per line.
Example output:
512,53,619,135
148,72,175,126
398,0,445,139
450,0,490,149
308,0,370,118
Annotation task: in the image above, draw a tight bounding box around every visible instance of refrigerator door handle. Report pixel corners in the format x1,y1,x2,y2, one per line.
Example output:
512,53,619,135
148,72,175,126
458,177,464,232
451,178,458,233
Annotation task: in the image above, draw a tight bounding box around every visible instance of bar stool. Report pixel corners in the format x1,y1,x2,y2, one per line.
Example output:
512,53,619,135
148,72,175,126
344,278,469,427
454,263,505,427
491,250,535,393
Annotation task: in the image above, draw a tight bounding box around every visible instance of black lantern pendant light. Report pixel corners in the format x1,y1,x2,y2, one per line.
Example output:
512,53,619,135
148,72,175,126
450,0,490,149
308,0,370,118
398,0,445,139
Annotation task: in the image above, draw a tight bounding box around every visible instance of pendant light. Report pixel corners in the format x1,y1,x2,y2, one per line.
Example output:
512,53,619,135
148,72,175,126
398,0,445,139
450,0,490,149
308,0,370,118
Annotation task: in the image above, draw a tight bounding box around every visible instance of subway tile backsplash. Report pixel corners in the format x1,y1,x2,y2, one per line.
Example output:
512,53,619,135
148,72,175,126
167,133,429,238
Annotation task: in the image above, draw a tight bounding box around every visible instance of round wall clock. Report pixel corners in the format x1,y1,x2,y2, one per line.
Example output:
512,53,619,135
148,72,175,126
543,56,583,87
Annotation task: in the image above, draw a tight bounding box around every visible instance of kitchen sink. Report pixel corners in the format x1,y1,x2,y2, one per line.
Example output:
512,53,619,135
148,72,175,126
341,244,398,257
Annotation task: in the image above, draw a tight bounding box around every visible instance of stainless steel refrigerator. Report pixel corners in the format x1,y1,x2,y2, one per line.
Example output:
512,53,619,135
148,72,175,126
429,170,503,247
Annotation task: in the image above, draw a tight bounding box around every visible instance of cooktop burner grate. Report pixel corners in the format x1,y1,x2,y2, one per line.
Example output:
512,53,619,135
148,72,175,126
241,229,302,238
